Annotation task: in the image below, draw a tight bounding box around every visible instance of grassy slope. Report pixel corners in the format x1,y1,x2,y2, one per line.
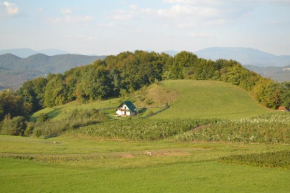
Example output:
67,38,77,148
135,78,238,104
152,80,273,119
1,135,290,193
31,98,121,121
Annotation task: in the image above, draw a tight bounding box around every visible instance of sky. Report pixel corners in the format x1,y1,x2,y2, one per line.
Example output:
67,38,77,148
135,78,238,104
0,0,290,55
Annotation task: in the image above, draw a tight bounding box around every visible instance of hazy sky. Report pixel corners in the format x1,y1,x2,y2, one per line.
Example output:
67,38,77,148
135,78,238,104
0,0,290,55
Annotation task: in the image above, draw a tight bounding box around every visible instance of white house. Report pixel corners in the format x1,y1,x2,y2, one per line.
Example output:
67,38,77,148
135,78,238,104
116,101,137,116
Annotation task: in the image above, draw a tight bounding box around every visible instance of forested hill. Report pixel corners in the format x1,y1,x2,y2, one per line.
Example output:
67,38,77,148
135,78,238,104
1,50,289,122
0,53,106,90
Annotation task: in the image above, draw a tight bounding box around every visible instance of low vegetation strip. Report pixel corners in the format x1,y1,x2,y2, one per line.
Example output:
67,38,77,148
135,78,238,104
219,151,290,169
71,119,219,140
175,113,290,144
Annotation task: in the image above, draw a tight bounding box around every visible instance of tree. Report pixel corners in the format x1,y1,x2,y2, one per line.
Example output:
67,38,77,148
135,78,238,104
18,77,47,112
253,78,281,109
170,51,197,79
44,74,67,107
0,90,30,121
281,82,290,108
75,65,113,102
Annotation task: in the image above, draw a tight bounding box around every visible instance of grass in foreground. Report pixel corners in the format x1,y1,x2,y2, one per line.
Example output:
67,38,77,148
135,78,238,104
1,135,290,193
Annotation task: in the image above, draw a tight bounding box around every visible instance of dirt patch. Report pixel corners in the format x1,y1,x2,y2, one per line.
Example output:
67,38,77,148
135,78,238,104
122,154,135,159
158,152,191,157
144,150,191,157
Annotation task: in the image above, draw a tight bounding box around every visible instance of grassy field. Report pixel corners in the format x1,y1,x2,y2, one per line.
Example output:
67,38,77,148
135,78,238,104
152,80,273,119
1,135,290,193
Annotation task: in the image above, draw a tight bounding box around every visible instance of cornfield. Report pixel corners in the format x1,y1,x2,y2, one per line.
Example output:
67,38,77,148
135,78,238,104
175,113,290,144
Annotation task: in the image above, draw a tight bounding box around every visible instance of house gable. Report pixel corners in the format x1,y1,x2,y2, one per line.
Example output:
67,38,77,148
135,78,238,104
118,101,136,112
116,101,137,116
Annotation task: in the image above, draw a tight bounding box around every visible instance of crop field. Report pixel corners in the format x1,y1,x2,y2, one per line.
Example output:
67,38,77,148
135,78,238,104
73,119,219,140
176,113,290,143
1,135,290,193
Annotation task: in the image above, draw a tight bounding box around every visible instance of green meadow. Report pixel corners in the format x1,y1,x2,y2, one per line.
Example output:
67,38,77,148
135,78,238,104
1,135,290,193
152,80,273,119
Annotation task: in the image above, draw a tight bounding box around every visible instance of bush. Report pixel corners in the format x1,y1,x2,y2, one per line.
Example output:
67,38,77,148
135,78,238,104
33,109,108,137
24,122,34,136
1,116,26,136
37,113,49,123
33,127,42,137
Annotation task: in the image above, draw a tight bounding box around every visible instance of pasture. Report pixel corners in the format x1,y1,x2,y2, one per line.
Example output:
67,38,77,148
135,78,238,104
1,135,290,193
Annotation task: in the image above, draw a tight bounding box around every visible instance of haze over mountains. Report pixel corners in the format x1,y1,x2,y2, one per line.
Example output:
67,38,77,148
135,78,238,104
1,47,290,90
194,47,290,67
0,48,69,58
0,53,105,90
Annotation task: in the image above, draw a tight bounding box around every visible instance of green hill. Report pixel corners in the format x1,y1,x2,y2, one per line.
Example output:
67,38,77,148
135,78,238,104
32,80,274,121
152,80,273,119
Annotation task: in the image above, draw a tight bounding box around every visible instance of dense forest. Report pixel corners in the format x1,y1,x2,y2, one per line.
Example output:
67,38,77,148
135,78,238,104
0,50,290,125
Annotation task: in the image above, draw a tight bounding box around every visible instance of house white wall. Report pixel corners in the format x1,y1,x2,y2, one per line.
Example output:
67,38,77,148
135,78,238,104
116,104,132,116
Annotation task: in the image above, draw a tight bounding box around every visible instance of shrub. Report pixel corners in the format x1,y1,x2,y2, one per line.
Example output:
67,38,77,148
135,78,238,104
1,116,26,136
37,113,49,123
33,109,108,137
24,122,34,136
33,127,42,137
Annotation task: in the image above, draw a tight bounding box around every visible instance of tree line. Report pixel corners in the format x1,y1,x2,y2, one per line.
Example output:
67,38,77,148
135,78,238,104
1,50,290,127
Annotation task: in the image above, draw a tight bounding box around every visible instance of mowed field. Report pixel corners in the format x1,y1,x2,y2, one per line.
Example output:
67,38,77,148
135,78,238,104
153,80,273,119
1,135,290,193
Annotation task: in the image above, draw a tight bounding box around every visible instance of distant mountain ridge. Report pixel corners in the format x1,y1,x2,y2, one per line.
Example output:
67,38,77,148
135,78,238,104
0,53,106,90
245,65,290,82
194,47,290,67
0,48,69,58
